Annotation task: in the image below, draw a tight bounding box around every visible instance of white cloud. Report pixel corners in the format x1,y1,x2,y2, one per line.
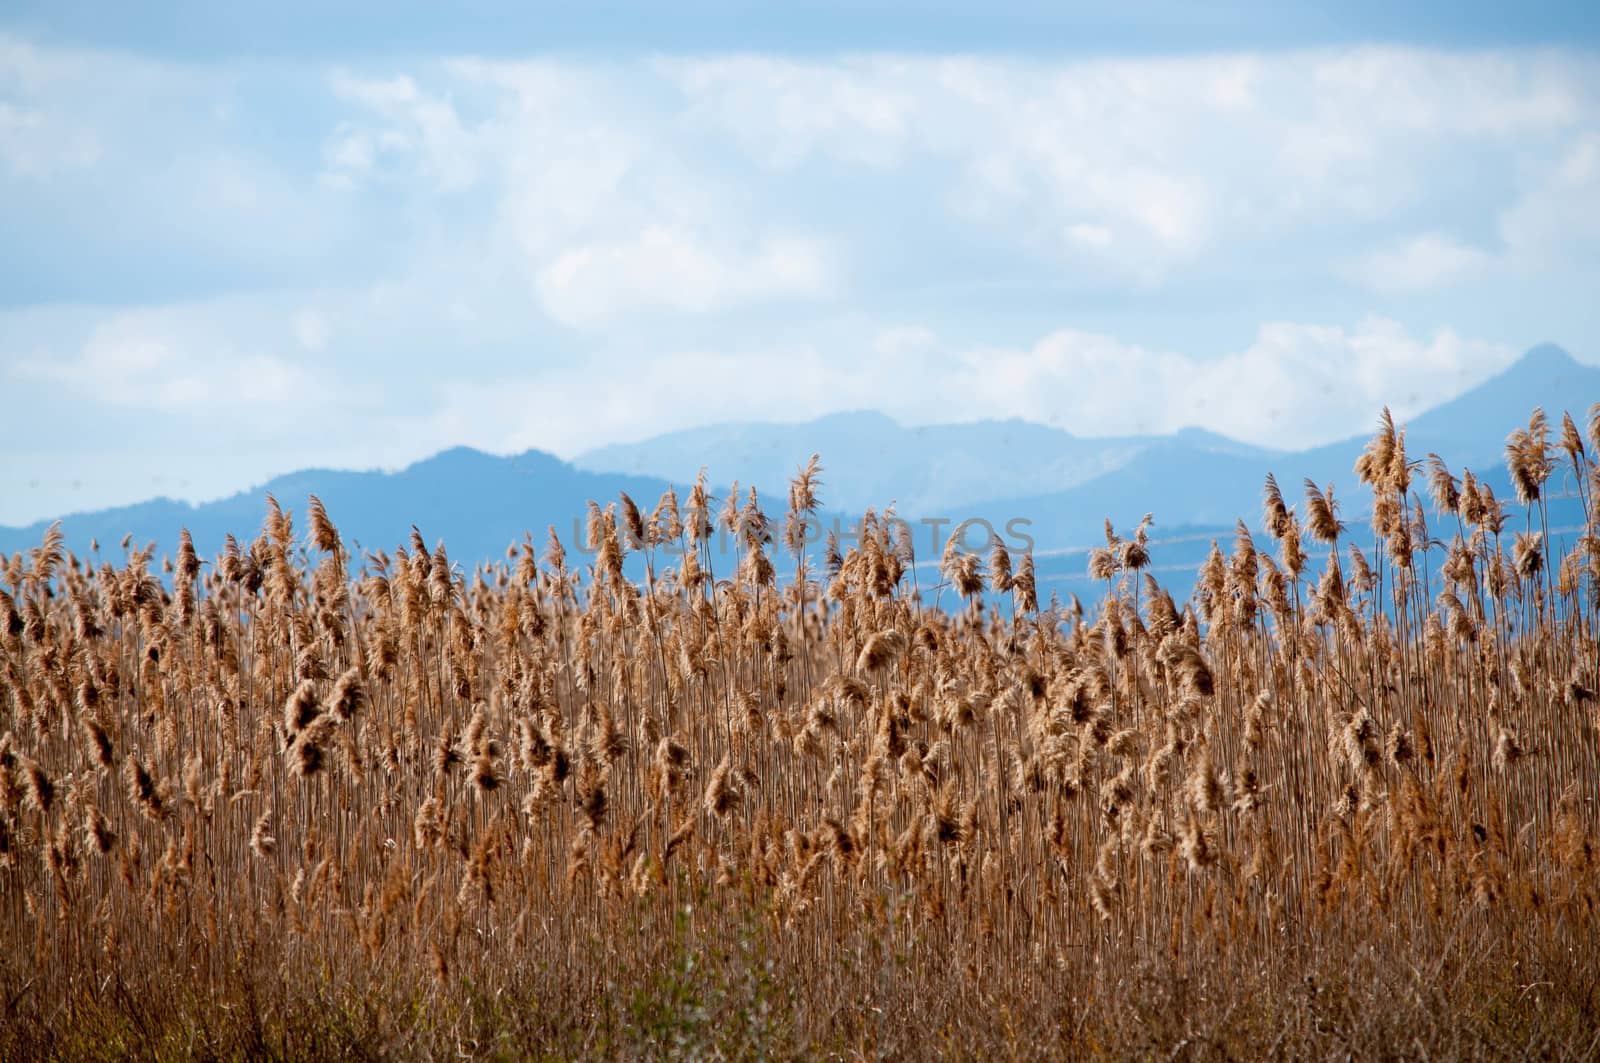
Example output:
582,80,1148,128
306,47,1600,321
1304,48,1583,135
0,99,100,176
873,326,938,357
1066,223,1114,249
2,36,1597,527
324,62,840,326
670,55,918,169
660,49,1600,280
1345,233,1495,292
535,227,831,324
397,345,855,460
1499,133,1600,267
939,319,1513,447
324,72,479,188
0,37,105,176
396,317,1518,459
292,310,330,351
10,307,323,411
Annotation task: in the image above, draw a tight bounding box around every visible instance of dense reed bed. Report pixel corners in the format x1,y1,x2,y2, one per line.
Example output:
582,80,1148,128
2,407,1599,1059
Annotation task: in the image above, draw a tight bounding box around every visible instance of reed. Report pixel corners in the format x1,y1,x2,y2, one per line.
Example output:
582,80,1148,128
1,411,1598,1059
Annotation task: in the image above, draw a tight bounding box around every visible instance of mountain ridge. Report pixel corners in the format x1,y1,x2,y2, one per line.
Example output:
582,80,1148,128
0,447,675,569
3,344,1593,579
574,409,1280,515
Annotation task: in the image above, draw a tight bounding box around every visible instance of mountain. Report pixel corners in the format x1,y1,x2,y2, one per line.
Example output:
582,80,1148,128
0,448,674,568
575,411,1279,514
996,345,1594,535
1287,343,1600,491
968,442,1280,549
947,343,1596,600
1400,343,1596,469
2,344,1592,599
572,342,1594,547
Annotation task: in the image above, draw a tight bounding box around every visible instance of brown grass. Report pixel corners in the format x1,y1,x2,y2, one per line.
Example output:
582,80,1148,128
1,407,1599,1059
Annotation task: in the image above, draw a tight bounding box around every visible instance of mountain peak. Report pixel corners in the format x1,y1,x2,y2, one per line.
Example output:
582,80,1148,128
810,410,900,430
1173,426,1234,445
1170,425,1279,458
1511,343,1578,374
405,446,497,473
1404,340,1595,451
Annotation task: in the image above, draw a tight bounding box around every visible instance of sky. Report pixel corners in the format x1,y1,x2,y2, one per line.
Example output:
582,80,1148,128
2,2,1599,526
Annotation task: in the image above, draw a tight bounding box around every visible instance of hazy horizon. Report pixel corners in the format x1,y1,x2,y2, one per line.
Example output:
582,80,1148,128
1,338,1590,529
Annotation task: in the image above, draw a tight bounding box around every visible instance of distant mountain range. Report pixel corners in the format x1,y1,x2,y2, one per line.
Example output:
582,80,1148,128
575,413,1278,516
0,449,674,573
2,343,1594,602
578,343,1595,533
980,344,1595,548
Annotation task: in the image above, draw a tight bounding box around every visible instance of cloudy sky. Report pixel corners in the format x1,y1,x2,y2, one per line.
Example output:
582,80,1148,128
3,2,1599,525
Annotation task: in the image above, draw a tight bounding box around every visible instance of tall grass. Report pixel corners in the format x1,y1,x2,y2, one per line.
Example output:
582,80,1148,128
1,406,1598,1058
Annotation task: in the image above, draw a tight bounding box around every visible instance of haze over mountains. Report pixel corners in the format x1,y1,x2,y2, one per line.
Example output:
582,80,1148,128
971,344,1596,545
2,344,1593,599
579,344,1592,518
575,414,1279,517
0,451,675,577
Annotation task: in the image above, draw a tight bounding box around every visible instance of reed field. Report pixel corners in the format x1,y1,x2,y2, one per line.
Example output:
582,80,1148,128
2,406,1599,1060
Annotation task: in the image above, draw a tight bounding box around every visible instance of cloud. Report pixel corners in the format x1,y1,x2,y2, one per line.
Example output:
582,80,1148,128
1344,233,1495,292
659,49,1600,281
872,326,938,357
2,36,1597,526
398,317,1518,459
535,227,831,324
940,319,1514,447
10,39,1600,310
1499,133,1600,267
323,63,841,326
10,307,324,411
0,37,105,176
292,310,330,351
670,55,918,169
119,44,1594,326
0,36,358,288
324,72,480,188
0,99,100,176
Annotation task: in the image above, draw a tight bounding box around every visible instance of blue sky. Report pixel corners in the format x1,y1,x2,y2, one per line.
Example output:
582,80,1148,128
2,3,1599,525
